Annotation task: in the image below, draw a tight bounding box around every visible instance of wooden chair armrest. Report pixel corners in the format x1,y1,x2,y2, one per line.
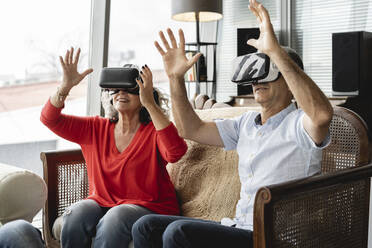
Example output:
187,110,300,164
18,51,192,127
254,163,372,248
40,148,86,248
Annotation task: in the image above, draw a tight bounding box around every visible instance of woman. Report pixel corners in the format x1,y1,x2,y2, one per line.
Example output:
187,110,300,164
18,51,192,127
40,47,187,248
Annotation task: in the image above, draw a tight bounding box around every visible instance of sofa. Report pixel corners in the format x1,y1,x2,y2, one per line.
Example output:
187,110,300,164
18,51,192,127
41,105,371,248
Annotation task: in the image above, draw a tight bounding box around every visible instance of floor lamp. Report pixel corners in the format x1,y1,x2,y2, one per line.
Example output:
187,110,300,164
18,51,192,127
171,0,223,97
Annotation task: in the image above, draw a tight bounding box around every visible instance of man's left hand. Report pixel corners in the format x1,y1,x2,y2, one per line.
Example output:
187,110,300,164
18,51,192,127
247,0,281,56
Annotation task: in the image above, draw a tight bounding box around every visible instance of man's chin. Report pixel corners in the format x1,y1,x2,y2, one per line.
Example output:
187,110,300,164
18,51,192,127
253,95,266,104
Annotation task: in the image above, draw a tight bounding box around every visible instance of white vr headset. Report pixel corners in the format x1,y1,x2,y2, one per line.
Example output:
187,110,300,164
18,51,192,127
231,52,280,85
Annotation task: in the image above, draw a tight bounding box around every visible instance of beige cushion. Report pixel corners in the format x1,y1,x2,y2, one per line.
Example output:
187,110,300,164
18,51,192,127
0,163,47,225
194,94,210,109
202,99,216,109
167,107,258,221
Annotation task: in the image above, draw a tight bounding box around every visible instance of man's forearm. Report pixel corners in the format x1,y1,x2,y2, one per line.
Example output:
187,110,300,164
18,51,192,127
169,76,203,139
270,47,333,126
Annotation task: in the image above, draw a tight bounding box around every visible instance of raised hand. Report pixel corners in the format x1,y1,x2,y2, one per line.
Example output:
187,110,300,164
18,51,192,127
59,47,93,90
155,28,201,79
136,65,156,108
247,0,280,55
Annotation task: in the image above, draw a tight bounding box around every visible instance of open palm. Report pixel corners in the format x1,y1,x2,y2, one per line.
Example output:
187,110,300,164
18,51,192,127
247,0,280,55
155,28,201,79
59,47,93,89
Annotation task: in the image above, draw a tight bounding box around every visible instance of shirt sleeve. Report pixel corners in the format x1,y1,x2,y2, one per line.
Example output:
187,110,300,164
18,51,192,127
295,111,331,150
156,122,188,163
40,98,94,144
214,114,246,151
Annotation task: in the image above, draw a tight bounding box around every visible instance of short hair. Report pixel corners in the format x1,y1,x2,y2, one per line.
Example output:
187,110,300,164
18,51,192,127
282,46,304,70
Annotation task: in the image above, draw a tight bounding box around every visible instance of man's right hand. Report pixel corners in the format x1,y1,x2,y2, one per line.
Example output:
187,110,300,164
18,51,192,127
155,28,201,80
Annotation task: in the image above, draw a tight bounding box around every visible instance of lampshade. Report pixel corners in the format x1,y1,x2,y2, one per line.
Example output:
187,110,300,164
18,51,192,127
171,0,223,22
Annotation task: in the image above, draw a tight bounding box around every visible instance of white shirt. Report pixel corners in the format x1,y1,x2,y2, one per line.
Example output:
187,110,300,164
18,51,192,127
215,103,330,230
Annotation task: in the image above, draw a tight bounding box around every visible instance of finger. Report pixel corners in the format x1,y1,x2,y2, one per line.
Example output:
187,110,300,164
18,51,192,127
167,28,178,48
81,68,93,79
251,0,260,9
188,53,202,68
249,2,261,22
140,67,148,80
252,0,266,22
159,31,171,50
178,29,185,51
64,50,70,64
259,3,272,24
59,56,66,69
144,64,152,76
74,48,81,65
154,41,165,56
136,78,144,89
69,47,74,64
247,39,258,48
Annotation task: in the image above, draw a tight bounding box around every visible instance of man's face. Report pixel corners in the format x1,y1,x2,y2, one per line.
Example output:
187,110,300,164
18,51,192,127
252,76,292,107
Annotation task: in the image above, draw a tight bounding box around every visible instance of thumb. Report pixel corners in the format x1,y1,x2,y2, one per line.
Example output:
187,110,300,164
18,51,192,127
247,39,258,49
81,68,94,78
188,53,201,68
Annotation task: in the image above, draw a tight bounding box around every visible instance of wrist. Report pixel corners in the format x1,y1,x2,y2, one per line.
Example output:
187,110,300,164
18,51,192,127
267,45,285,61
59,85,72,95
143,102,159,112
168,74,184,82
56,87,70,102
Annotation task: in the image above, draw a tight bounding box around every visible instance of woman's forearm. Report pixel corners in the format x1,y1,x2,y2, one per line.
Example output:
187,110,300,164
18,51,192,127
145,104,171,130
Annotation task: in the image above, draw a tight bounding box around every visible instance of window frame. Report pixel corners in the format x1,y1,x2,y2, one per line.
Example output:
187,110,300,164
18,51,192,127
87,0,110,116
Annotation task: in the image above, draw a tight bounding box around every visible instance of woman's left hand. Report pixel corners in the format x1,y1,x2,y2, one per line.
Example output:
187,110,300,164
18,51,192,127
136,65,156,108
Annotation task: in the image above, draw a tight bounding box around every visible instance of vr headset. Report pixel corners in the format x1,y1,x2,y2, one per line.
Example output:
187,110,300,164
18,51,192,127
231,52,280,85
99,64,140,95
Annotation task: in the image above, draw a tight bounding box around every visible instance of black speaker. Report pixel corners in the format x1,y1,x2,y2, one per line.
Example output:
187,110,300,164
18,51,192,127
332,31,372,96
237,28,260,95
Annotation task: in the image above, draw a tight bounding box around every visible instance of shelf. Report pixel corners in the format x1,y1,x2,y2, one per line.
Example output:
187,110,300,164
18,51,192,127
184,42,217,99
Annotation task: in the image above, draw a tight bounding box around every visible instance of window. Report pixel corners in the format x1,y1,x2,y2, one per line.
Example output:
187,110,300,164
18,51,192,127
0,0,91,176
291,0,372,96
108,0,195,97
216,0,282,102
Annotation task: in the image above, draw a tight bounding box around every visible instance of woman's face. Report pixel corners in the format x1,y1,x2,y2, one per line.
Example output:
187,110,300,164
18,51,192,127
111,90,141,114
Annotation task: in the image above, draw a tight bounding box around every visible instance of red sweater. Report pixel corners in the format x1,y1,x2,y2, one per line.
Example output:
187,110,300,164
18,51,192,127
40,99,187,215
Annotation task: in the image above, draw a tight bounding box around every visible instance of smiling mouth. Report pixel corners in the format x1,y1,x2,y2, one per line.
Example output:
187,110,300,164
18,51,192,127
254,87,268,93
117,98,129,103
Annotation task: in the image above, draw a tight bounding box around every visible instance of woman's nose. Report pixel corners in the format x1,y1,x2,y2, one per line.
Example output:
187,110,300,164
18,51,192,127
118,90,129,95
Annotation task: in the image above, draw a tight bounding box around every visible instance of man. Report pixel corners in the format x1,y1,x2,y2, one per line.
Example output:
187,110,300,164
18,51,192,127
132,0,333,247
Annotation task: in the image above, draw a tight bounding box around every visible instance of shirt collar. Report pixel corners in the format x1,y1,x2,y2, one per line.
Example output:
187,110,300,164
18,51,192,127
254,103,297,127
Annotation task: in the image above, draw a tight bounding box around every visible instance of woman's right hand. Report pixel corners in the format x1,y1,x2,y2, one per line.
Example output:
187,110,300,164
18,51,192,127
59,47,93,91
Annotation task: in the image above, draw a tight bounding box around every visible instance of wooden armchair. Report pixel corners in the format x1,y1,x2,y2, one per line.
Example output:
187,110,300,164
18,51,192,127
41,106,370,248
254,107,371,248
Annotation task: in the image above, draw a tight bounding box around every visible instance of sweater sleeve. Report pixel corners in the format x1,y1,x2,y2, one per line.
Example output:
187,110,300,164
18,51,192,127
156,122,188,163
40,99,94,144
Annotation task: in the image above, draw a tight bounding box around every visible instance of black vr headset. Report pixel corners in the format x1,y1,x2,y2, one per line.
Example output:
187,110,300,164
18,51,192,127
231,47,303,85
99,64,141,95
